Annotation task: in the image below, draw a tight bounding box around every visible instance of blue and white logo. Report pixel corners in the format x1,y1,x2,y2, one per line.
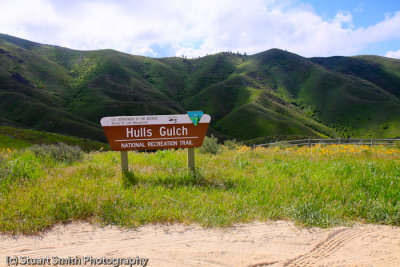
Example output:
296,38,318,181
187,111,204,126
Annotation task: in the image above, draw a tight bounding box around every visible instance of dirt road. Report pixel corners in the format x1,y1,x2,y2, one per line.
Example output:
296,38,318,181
1,221,399,266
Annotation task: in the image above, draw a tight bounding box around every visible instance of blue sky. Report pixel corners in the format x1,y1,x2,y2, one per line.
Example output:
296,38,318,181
0,0,399,58
305,0,398,26
302,0,400,56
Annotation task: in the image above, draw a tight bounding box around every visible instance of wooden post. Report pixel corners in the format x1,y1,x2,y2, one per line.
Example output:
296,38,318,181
187,147,195,172
121,151,129,173
308,138,311,147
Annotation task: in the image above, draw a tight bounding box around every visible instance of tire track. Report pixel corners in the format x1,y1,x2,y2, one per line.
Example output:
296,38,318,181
283,227,373,267
248,227,375,267
248,260,279,267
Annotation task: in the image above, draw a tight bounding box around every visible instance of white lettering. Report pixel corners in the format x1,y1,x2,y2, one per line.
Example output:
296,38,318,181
126,127,134,138
179,140,193,146
121,142,146,148
126,127,152,138
159,126,188,137
147,141,178,147
160,126,166,136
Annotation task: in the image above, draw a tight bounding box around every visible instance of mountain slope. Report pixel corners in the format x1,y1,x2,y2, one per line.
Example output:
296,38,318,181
1,34,400,142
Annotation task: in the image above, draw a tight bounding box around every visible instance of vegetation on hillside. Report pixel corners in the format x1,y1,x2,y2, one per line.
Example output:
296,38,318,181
1,34,400,142
0,126,107,151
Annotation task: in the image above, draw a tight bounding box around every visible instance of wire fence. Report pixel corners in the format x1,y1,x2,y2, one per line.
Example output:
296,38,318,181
255,138,400,148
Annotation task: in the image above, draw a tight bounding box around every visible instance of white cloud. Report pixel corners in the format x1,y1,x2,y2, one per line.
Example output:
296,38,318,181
0,0,399,58
334,11,354,27
0,0,62,42
385,49,400,59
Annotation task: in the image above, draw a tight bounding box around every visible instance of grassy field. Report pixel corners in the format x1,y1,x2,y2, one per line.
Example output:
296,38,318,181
0,143,399,234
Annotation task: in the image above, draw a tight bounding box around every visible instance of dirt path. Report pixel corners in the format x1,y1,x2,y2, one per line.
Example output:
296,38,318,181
1,221,399,266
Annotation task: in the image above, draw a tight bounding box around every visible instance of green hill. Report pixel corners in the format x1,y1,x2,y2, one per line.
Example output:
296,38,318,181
1,34,400,142
0,126,106,151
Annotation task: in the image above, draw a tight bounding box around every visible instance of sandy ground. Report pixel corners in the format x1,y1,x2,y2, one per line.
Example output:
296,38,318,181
1,221,400,267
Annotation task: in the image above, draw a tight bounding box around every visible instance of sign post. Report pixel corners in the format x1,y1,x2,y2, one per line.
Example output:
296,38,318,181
100,113,210,174
187,147,195,172
120,151,129,172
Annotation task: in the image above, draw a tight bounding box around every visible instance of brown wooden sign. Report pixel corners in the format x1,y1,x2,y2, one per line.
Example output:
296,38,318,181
100,114,211,151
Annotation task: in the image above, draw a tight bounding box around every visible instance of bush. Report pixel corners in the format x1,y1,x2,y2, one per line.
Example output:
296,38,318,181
199,135,220,154
223,139,243,150
28,143,84,164
269,141,292,149
395,141,400,149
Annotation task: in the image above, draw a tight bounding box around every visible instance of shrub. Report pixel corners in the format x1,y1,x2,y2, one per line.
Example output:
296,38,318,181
269,141,292,149
199,135,220,154
223,139,243,150
29,143,84,164
394,141,400,149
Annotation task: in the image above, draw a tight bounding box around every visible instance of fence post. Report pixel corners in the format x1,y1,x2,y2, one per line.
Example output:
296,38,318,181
308,138,311,147
371,139,373,146
339,138,341,145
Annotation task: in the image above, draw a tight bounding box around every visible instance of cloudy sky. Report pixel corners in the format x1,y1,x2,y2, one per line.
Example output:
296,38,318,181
0,0,399,58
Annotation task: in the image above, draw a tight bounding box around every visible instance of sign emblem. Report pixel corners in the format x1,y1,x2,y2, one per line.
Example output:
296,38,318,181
187,111,204,126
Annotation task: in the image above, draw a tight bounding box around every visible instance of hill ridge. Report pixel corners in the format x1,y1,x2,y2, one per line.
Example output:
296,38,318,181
1,34,400,141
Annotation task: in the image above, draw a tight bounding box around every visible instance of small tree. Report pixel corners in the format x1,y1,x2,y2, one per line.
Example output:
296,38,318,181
199,135,220,154
223,139,243,150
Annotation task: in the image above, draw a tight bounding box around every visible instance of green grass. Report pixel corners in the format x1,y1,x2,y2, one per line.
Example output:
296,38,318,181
0,126,107,151
0,145,399,234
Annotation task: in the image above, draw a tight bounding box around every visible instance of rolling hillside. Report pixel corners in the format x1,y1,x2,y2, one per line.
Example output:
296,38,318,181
1,34,400,142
